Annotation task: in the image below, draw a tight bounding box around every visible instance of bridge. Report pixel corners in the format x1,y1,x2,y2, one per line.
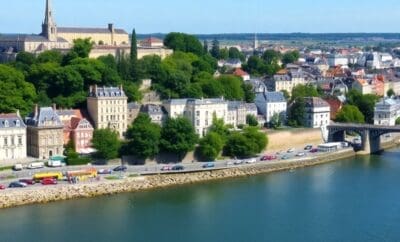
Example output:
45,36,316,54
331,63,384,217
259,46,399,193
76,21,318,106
327,123,400,154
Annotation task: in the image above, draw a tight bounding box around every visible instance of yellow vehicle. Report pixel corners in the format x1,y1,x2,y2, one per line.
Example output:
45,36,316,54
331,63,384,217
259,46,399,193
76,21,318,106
33,171,64,181
66,168,97,182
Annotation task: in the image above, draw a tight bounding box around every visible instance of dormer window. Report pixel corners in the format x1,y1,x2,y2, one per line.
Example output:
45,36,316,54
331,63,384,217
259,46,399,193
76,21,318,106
15,120,20,127
4,120,9,127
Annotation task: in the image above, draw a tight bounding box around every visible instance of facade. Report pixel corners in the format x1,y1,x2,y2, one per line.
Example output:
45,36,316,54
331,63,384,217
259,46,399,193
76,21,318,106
139,37,164,48
163,98,228,137
374,98,400,126
127,102,141,125
87,85,128,138
0,113,27,162
70,118,94,154
226,101,258,127
304,97,331,128
327,54,349,67
25,106,64,159
140,104,166,125
255,92,287,123
273,69,307,93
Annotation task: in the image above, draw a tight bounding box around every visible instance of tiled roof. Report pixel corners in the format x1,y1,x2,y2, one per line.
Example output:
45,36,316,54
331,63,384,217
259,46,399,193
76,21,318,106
0,113,26,129
25,107,63,127
58,27,127,34
141,104,164,115
0,34,68,43
233,68,249,77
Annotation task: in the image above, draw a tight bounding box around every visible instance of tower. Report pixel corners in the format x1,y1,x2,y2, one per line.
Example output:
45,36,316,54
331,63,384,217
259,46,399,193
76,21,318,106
253,33,259,50
41,0,58,41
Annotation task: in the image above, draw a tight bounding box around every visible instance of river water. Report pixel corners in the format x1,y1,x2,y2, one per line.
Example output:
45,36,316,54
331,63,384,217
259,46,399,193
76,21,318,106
1,148,400,242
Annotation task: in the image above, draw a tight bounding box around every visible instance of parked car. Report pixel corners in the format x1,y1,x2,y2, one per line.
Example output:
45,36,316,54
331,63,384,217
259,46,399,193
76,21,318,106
287,148,295,153
161,166,172,171
171,165,184,171
113,165,127,172
47,160,63,167
310,148,318,153
234,160,243,165
245,158,257,164
98,169,112,175
296,152,305,157
0,184,6,190
13,163,24,171
41,178,57,185
27,162,45,169
281,155,290,160
8,181,27,188
261,155,277,161
202,163,215,168
19,179,35,185
304,145,313,150
226,161,234,166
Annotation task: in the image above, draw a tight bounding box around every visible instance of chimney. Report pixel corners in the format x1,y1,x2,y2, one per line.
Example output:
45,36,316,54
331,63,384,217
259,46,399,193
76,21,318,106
52,103,57,111
16,109,20,117
108,23,114,33
34,104,38,116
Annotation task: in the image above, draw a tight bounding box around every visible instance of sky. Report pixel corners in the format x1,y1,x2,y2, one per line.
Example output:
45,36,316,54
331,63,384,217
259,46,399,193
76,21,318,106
1,0,400,34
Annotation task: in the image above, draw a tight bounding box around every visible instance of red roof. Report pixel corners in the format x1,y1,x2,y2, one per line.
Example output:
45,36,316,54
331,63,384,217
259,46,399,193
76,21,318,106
324,98,343,119
233,68,249,77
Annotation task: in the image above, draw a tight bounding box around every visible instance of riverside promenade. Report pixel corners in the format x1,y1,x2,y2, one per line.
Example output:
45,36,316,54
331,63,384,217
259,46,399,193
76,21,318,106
0,148,356,209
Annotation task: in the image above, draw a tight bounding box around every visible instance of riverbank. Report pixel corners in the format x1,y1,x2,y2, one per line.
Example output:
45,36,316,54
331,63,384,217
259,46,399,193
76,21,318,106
0,149,356,209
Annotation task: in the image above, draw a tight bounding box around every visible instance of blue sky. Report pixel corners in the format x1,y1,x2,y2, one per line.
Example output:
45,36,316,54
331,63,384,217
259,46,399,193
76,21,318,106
1,0,400,34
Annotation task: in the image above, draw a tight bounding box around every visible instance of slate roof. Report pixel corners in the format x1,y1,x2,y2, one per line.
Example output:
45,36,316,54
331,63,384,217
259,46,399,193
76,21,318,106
0,113,26,129
187,98,226,105
257,92,286,103
141,104,164,115
128,102,141,110
304,97,330,108
58,27,127,35
89,86,126,98
25,107,63,127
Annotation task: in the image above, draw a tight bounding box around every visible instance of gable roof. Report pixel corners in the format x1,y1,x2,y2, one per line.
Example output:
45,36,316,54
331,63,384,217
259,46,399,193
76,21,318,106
25,107,63,127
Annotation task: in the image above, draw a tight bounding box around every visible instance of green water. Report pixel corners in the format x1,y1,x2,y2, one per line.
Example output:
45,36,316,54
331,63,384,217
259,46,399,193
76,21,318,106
1,149,400,242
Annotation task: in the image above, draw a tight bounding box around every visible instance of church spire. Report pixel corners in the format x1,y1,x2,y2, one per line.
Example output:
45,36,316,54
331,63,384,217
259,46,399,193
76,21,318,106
42,0,57,41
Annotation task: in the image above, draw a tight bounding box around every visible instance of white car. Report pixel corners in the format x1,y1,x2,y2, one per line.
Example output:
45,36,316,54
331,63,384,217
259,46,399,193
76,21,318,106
234,160,243,165
245,158,257,164
27,162,45,169
296,152,305,157
287,148,295,153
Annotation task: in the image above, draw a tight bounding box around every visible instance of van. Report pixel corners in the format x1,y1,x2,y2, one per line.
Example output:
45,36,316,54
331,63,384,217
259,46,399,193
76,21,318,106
47,160,62,167
27,162,45,169
13,164,23,171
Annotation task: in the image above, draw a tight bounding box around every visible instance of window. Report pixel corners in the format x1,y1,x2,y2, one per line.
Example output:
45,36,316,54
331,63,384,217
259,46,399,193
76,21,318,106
11,137,14,146
4,137,7,146
18,136,22,145
196,111,200,117
196,120,200,126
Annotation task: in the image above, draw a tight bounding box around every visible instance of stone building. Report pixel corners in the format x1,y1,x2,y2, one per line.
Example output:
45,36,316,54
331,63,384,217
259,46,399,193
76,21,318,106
140,104,166,126
87,85,128,138
127,102,141,125
255,92,287,123
25,105,64,159
304,97,331,128
0,112,27,162
374,98,400,126
227,101,258,127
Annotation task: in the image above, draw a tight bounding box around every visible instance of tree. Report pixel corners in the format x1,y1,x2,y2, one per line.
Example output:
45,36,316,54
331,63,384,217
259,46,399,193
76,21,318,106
396,117,400,125
126,113,161,159
209,115,230,141
262,49,281,64
164,32,203,56
0,65,37,116
65,140,91,166
37,50,62,64
210,38,220,59
224,128,267,158
281,90,290,100
242,83,255,103
335,105,365,123
282,50,300,65
291,84,319,102
91,129,121,160
346,89,379,124
160,117,198,159
228,47,244,61
203,40,209,54
130,29,138,62
219,48,229,60
387,88,395,98
246,114,259,127
198,132,224,161
288,98,305,127
217,75,245,100
71,38,94,58
270,113,282,129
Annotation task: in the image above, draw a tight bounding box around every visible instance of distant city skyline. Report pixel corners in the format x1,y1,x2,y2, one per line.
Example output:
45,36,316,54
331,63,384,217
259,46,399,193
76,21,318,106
1,0,400,34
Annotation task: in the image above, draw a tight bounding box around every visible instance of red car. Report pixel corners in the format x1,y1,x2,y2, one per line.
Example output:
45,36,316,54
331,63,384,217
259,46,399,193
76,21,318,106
261,155,277,161
19,179,35,185
41,178,57,185
310,148,318,153
0,184,6,190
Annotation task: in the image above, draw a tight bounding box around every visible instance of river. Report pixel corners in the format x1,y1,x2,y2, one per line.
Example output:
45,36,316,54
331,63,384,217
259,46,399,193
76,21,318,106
1,148,400,242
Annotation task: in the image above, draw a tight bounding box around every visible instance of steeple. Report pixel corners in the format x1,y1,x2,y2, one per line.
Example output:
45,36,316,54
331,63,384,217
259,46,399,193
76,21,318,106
253,33,259,50
41,0,57,41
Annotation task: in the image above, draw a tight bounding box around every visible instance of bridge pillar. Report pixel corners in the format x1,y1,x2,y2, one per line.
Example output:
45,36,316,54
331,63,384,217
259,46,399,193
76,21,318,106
369,131,382,154
328,130,345,143
357,130,371,155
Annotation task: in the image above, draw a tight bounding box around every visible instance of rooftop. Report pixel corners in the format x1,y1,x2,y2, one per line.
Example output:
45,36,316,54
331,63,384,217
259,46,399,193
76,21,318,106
0,113,26,129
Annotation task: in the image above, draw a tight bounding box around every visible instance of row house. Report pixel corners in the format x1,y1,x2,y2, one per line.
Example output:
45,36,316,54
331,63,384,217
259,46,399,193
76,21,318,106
304,97,331,128
0,112,27,162
272,69,308,93
226,101,258,128
140,104,166,126
87,85,128,138
25,106,64,159
374,98,400,126
255,92,287,123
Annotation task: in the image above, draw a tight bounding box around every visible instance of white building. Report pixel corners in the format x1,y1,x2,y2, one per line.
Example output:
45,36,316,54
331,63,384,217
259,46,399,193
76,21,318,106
272,69,308,93
255,92,287,123
0,113,27,163
374,98,400,126
304,97,331,128
226,101,258,127
327,54,349,67
163,98,228,137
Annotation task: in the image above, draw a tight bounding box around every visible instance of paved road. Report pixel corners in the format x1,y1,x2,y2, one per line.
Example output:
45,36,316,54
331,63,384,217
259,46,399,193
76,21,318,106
0,147,351,188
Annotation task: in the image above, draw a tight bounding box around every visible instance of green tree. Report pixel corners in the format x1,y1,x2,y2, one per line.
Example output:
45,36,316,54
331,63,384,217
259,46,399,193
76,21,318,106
346,89,379,124
243,55,265,76
130,29,138,62
209,115,231,140
219,48,229,60
224,128,267,158
126,113,161,159
37,50,62,64
160,117,198,159
288,98,305,127
262,49,281,64
71,38,94,58
282,50,300,65
291,84,319,102
242,83,255,102
281,90,290,100
396,117,400,125
246,114,259,127
210,38,220,59
198,132,224,161
0,65,37,116
91,129,121,160
203,40,209,54
164,33,203,56
217,75,245,100
387,88,395,97
335,105,365,123
65,140,91,166
270,113,282,129
228,47,245,61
